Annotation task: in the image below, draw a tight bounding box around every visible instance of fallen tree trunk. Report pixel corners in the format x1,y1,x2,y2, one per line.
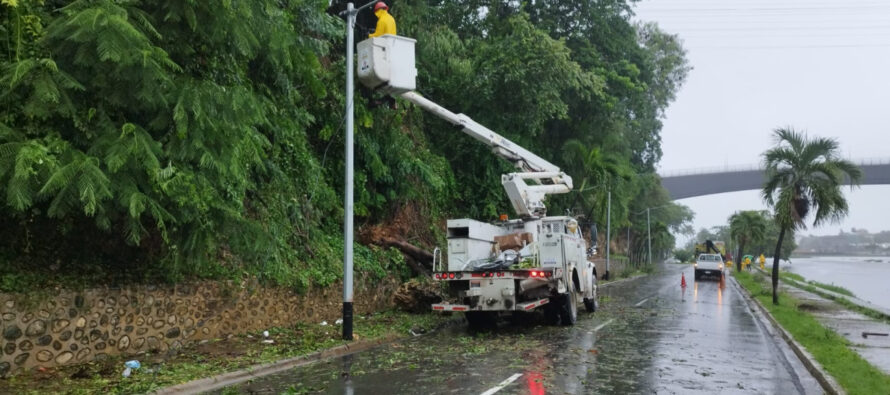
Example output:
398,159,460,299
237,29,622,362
376,237,433,276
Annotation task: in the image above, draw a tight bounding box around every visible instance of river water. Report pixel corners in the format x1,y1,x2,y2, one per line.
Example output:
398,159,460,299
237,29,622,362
783,255,890,310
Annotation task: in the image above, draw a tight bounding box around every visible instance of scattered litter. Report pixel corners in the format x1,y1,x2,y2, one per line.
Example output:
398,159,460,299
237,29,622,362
588,349,598,354
246,334,254,339
263,330,270,338
122,360,141,378
862,332,889,339
320,321,328,326
335,318,343,325
409,329,420,336
261,339,275,344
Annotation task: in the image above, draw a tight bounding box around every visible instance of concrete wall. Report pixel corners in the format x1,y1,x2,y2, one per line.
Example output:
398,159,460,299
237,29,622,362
0,278,399,377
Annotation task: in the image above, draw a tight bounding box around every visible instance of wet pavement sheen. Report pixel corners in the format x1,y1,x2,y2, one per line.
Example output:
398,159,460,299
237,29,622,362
223,264,815,394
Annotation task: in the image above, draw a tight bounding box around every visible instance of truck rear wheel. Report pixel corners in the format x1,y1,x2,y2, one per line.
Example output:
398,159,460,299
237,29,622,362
558,291,578,326
544,303,560,325
465,311,497,330
583,297,596,313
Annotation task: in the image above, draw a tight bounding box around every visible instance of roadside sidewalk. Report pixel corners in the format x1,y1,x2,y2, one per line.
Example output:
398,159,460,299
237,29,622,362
780,283,890,375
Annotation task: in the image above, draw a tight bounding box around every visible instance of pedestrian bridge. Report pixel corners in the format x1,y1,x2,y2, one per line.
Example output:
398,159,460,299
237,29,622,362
659,158,890,200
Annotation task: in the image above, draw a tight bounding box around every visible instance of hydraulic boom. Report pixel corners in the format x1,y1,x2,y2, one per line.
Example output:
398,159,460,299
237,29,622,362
357,35,572,218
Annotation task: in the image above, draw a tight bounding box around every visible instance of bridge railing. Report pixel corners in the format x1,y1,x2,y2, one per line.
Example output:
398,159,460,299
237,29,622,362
658,157,890,178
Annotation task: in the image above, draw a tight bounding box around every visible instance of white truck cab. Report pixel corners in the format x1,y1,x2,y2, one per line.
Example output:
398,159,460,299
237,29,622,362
694,253,724,281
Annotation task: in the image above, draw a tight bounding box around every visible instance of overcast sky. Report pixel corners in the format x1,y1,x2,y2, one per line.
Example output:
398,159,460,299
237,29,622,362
632,0,890,240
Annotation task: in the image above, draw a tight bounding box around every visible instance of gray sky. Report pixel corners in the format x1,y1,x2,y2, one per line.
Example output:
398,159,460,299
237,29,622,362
632,0,890,241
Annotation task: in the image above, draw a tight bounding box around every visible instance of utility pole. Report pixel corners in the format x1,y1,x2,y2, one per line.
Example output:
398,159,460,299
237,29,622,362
340,0,375,341
605,188,611,280
647,207,652,266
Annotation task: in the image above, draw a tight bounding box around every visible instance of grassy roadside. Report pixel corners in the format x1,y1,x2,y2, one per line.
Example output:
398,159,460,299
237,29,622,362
778,271,855,297
734,270,890,394
776,271,890,324
0,311,452,395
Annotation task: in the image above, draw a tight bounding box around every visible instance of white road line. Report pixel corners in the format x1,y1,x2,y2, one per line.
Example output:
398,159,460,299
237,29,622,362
635,297,649,307
593,319,614,332
479,373,523,395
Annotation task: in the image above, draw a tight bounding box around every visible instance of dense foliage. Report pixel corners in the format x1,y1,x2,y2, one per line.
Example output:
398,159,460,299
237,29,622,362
0,0,690,290
729,210,768,271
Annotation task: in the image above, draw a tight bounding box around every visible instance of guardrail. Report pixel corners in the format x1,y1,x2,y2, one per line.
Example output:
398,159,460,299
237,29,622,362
658,157,890,178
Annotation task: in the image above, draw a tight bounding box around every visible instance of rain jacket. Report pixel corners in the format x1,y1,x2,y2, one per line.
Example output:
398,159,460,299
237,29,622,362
369,9,396,37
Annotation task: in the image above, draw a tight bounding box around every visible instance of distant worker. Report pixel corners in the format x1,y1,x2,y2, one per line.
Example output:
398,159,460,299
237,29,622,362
759,254,766,270
369,2,396,38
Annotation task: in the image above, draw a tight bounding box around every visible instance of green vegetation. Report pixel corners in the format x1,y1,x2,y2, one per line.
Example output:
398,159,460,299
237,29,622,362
683,222,797,262
0,310,451,394
761,127,862,304
0,1,692,289
734,271,890,394
729,210,768,272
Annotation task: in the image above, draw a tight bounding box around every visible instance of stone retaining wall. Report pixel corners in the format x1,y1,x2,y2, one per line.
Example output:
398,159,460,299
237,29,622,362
0,278,399,376
592,257,630,279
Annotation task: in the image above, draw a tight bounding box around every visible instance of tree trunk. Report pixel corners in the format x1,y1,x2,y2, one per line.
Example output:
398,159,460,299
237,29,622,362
772,227,786,305
377,237,433,276
736,241,745,273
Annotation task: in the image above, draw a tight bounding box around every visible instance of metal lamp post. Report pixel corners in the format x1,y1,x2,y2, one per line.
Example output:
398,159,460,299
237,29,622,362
339,0,376,341
605,188,611,280
633,204,671,268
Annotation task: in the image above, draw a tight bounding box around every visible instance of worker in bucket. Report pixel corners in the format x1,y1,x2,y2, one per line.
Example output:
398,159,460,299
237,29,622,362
369,2,396,38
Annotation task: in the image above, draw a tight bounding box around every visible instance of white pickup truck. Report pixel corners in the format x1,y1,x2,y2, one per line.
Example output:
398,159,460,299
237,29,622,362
694,253,724,281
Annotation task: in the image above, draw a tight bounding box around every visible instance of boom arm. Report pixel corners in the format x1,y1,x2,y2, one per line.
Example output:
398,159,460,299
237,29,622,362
357,35,573,218
399,92,572,218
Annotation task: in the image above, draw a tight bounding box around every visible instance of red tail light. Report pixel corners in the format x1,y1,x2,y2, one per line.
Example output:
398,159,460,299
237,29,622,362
449,273,455,279
545,271,552,277
435,273,440,279
530,271,538,277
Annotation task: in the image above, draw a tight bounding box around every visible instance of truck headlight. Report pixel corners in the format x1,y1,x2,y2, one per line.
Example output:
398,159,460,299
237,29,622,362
718,264,723,270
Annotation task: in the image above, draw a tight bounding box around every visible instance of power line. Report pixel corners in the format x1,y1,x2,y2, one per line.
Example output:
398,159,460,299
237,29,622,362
649,24,890,32
688,43,890,50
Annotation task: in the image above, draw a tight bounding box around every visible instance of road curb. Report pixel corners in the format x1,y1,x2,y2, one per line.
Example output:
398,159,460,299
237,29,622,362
729,274,845,395
598,273,648,288
153,317,465,394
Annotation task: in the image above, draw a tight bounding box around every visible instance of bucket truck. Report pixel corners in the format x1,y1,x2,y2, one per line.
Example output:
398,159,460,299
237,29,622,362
357,35,597,327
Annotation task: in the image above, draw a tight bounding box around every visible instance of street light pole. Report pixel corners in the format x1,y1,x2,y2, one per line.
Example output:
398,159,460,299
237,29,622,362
605,188,611,280
339,0,376,341
342,1,356,341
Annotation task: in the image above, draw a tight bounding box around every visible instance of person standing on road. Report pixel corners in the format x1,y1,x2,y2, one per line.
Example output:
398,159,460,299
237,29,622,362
368,2,396,38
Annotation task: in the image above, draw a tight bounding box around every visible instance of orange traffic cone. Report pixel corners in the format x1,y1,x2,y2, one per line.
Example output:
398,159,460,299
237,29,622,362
681,273,687,288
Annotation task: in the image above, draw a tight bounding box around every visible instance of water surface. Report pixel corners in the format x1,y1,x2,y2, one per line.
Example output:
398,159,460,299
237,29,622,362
785,256,890,310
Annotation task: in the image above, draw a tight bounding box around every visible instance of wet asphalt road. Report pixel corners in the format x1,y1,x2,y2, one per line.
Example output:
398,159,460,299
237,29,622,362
223,264,817,394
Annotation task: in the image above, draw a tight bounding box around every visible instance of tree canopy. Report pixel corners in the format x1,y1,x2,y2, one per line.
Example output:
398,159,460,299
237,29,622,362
0,0,691,290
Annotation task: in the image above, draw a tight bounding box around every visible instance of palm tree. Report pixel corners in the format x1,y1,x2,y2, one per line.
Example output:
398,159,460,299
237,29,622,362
761,127,862,304
729,210,769,272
